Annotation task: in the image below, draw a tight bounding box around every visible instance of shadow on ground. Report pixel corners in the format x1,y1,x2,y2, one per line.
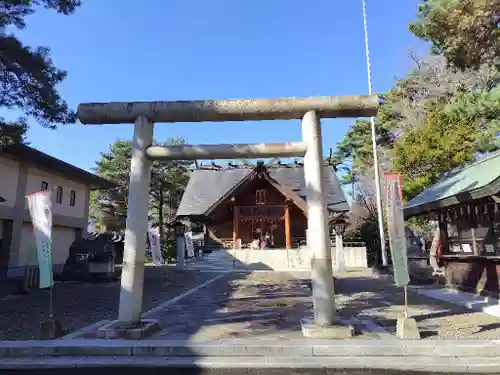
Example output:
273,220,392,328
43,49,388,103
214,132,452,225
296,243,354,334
332,275,500,339
145,253,316,340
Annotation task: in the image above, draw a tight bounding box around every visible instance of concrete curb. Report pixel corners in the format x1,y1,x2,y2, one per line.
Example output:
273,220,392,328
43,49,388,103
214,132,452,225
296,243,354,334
0,339,499,358
0,355,498,373
57,320,111,340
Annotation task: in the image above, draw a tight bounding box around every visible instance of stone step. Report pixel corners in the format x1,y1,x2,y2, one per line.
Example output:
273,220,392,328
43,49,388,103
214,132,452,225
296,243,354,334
0,355,499,372
1,339,500,358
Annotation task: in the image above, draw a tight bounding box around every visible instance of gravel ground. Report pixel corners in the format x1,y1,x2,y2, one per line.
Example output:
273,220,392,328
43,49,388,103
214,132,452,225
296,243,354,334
334,271,500,340
0,267,223,340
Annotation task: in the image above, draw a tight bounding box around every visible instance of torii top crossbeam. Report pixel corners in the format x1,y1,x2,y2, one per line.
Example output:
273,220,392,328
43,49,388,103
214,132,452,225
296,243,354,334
77,95,379,124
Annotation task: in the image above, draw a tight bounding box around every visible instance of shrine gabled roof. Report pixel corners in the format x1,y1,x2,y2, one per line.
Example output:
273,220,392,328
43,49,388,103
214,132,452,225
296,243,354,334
404,151,500,217
176,165,349,218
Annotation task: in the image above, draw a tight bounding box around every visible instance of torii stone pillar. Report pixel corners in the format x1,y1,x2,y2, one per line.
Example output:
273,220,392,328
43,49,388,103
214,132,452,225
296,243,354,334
300,111,354,337
301,110,335,325
118,116,154,324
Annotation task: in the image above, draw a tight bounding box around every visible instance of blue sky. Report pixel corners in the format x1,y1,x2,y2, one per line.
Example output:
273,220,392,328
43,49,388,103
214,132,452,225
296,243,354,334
5,0,426,172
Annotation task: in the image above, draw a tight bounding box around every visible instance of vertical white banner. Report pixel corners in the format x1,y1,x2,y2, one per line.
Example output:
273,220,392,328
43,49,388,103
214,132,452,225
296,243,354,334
184,231,195,258
147,226,164,265
87,219,94,234
386,177,410,287
26,190,54,289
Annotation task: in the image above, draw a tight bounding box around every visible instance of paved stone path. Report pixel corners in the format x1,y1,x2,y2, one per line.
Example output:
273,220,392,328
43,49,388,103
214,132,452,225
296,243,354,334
182,250,236,272
145,271,378,341
149,271,313,340
137,269,500,341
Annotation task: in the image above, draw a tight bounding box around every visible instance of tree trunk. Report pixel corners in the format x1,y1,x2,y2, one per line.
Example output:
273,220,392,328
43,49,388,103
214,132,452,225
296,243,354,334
159,189,164,244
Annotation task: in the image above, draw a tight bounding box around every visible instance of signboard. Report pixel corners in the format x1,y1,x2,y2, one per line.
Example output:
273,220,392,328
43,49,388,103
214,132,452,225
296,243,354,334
184,231,195,258
384,172,410,287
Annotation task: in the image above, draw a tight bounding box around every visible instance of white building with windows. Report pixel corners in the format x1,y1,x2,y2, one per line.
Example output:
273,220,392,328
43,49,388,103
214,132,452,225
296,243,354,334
0,144,115,278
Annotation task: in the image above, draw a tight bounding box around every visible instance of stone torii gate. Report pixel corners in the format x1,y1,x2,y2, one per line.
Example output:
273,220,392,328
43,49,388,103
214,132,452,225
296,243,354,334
77,95,379,338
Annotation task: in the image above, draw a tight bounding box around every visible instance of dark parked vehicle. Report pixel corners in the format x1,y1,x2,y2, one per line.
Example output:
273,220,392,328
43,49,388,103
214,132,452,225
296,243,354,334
58,232,123,282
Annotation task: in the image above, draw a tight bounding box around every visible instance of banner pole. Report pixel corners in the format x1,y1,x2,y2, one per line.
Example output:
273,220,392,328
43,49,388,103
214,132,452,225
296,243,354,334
49,284,54,319
403,284,408,318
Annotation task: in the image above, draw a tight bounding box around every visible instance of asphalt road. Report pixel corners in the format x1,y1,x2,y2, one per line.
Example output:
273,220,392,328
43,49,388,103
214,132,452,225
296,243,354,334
0,369,488,375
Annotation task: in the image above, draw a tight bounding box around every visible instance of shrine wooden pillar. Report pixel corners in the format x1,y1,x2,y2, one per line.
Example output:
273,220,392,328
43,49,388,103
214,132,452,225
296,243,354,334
438,211,448,254
233,206,239,249
285,205,292,250
470,205,479,255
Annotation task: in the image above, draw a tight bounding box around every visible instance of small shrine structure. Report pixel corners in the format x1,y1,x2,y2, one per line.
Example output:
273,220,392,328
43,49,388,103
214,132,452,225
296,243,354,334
404,152,500,296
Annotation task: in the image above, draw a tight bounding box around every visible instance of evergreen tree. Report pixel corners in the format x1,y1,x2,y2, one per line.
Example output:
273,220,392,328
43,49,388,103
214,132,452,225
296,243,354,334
92,138,190,234
409,0,500,70
0,0,81,147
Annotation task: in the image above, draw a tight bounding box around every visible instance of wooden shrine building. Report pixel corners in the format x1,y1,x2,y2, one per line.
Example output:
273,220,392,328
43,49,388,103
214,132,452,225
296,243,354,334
404,152,500,295
176,161,349,249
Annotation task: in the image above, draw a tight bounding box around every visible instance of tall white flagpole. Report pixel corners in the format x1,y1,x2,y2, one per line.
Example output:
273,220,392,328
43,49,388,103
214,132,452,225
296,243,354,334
361,0,388,266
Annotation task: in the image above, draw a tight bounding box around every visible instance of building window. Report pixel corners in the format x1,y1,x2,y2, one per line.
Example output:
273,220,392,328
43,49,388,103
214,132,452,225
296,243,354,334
256,189,266,205
41,181,48,191
69,190,76,207
55,186,63,204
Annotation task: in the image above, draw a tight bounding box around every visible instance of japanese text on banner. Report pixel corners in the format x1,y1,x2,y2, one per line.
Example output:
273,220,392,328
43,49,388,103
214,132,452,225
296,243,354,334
385,175,410,287
26,191,54,289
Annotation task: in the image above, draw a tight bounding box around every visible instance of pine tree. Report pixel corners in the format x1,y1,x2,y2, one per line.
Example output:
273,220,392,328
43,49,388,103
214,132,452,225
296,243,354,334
0,0,81,147
92,138,191,234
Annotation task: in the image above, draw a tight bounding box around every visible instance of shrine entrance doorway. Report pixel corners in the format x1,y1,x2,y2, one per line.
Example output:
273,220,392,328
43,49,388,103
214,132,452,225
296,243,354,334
248,218,282,249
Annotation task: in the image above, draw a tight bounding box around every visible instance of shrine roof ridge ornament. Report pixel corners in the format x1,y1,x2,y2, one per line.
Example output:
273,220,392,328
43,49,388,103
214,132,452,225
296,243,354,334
77,95,380,124
193,159,341,171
